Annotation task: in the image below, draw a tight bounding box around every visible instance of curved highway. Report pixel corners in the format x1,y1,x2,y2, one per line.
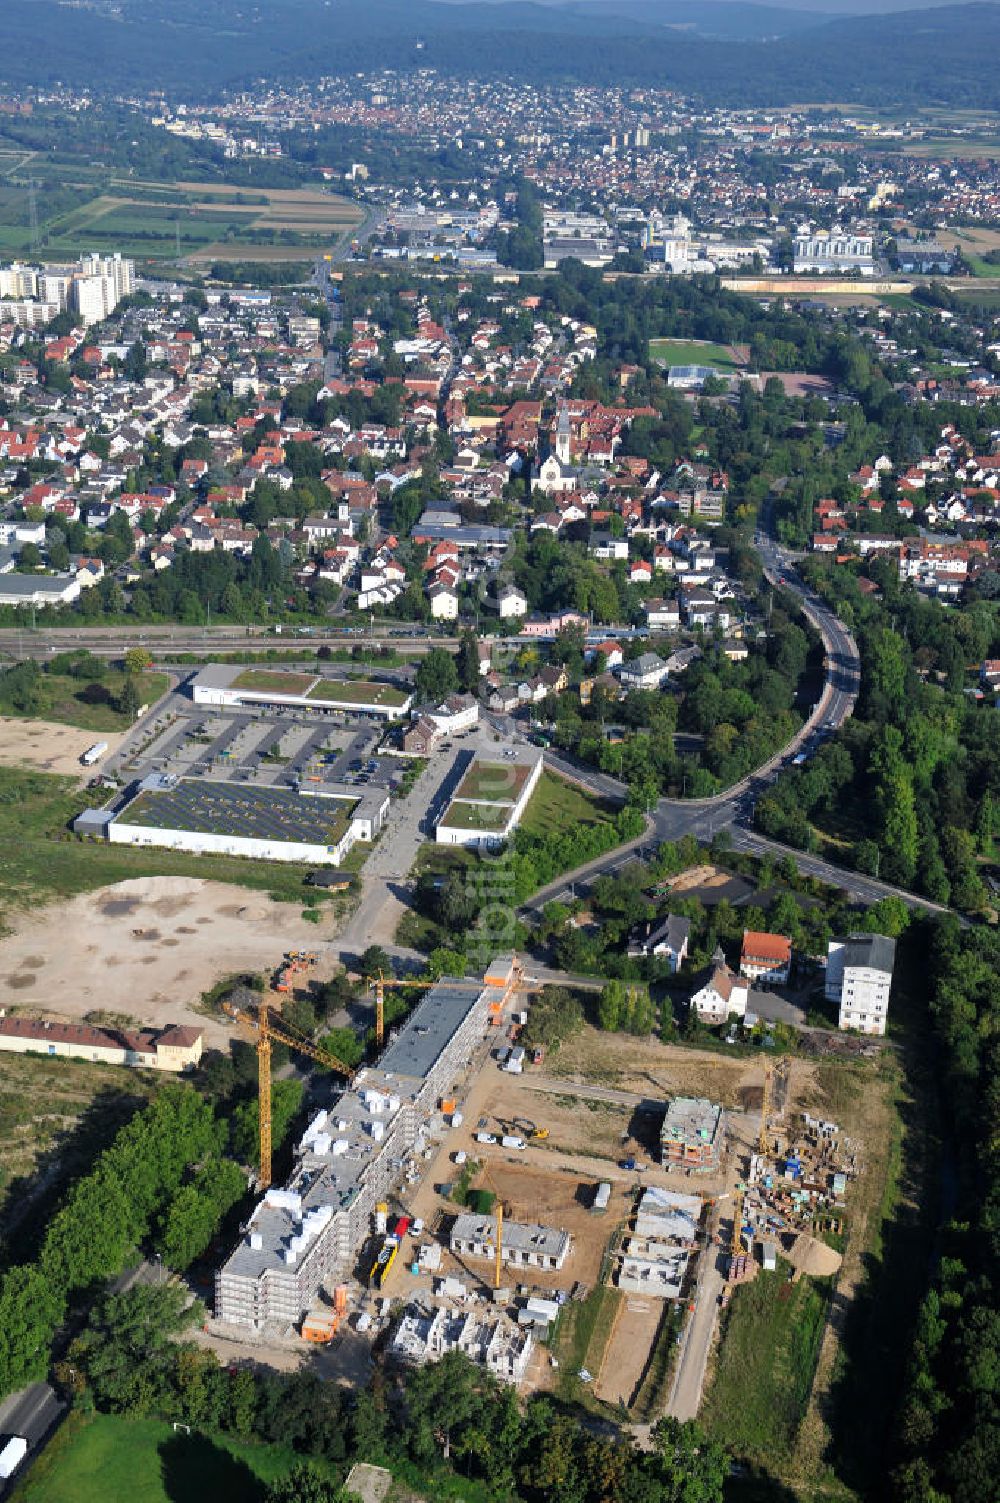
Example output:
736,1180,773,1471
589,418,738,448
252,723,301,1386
520,534,956,917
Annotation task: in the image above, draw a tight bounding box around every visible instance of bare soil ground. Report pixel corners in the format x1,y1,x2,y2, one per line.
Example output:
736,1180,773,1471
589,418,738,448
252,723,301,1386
545,1025,759,1107
595,1297,661,1406
0,874,329,1044
664,863,754,906
0,717,125,777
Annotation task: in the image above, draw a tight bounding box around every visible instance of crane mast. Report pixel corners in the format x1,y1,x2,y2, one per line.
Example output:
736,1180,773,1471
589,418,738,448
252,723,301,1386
258,1000,274,1188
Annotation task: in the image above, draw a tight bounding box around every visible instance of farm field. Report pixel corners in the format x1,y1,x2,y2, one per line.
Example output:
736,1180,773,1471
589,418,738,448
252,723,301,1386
11,1413,341,1503
0,169,361,262
648,337,743,371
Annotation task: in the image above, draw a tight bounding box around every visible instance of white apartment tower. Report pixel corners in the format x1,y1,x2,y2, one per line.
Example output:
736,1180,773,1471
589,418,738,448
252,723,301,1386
825,933,896,1036
0,252,134,327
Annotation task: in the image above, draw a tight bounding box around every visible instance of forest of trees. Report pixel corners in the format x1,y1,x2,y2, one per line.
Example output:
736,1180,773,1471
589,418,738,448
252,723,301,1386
2,1,998,111
889,919,1000,1502
754,558,1000,912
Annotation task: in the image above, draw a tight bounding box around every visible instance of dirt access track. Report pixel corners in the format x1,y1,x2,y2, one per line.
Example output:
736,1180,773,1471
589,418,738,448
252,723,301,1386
0,875,327,1045
0,718,125,778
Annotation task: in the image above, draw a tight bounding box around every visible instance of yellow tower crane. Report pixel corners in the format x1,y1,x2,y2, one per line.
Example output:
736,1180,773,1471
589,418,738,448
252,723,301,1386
224,997,357,1190
473,1160,507,1290
759,1057,772,1156
368,958,539,1047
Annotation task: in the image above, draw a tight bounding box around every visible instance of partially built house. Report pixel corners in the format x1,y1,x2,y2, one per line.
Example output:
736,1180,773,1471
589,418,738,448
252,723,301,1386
449,1214,571,1272
391,1304,534,1385
616,1187,703,1299
660,1096,724,1172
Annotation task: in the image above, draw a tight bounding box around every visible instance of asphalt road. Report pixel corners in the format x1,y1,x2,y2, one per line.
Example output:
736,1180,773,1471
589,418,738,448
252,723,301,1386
667,1240,726,1422
519,528,954,919
0,1381,64,1487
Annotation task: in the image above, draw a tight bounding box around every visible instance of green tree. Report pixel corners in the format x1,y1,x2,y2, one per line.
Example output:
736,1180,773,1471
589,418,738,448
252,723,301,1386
123,646,153,675
414,647,458,703
598,979,625,1031
456,628,480,694
231,1081,304,1169
265,1463,346,1503
118,675,141,721
358,945,389,980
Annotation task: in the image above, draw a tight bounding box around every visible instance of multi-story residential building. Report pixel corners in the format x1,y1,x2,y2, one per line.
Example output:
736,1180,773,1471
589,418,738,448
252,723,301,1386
826,933,896,1036
215,970,514,1330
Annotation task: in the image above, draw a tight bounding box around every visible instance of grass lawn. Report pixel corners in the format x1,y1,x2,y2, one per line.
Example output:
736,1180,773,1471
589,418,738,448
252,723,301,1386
553,1283,623,1412
440,798,511,832
2,669,169,732
12,1412,341,1503
648,338,740,372
307,680,409,708
231,669,318,695
518,770,618,841
454,760,529,804
0,766,336,918
701,1266,831,1468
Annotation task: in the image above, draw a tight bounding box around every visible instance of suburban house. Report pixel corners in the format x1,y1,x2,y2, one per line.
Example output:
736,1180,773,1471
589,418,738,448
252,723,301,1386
689,958,748,1023
739,930,792,986
825,933,896,1036
644,598,681,632
498,584,528,619
628,914,691,972
617,652,669,690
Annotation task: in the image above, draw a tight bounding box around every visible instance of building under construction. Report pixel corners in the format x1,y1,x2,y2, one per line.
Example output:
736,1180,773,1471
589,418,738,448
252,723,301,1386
449,1215,571,1272
391,1303,534,1385
215,963,517,1331
660,1096,725,1172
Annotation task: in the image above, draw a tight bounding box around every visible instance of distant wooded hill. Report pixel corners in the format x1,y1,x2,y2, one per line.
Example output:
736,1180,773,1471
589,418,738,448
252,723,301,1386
3,1,1000,108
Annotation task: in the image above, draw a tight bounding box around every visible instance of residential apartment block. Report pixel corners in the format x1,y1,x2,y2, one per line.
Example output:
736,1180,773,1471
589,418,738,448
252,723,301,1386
826,933,896,1036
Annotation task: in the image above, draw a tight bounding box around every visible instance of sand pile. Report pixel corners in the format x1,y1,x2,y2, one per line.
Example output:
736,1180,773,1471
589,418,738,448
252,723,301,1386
785,1232,842,1278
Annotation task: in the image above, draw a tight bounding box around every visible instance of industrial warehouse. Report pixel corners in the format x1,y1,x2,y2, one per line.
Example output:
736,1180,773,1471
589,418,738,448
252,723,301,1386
75,774,389,866
191,663,413,720
215,965,518,1331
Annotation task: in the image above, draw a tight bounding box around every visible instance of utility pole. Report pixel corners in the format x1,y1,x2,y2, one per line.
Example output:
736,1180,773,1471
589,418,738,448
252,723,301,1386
28,179,39,254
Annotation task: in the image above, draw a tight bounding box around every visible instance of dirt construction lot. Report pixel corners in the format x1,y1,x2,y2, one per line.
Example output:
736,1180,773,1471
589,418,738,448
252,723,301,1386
0,874,330,1044
0,718,125,778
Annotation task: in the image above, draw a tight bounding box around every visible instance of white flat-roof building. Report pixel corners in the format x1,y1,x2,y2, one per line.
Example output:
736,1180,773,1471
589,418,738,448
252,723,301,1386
81,775,388,868
793,226,875,276
190,663,412,721
435,752,543,850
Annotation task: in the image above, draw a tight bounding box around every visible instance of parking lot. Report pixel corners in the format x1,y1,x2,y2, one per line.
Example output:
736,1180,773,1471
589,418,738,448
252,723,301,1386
114,703,400,801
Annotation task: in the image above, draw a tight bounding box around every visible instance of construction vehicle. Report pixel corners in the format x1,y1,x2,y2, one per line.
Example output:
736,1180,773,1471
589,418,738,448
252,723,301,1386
301,1285,347,1344
223,996,356,1190
496,1116,548,1142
